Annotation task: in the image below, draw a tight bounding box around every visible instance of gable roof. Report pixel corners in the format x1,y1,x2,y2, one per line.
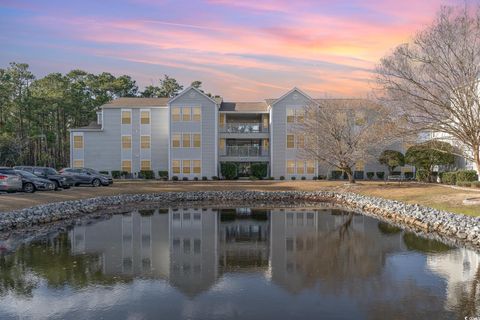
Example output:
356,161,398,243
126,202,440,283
219,101,269,112
102,97,169,108
269,87,317,107
168,86,219,105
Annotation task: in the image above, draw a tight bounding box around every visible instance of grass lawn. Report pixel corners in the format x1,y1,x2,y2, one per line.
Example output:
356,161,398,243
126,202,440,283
0,180,479,216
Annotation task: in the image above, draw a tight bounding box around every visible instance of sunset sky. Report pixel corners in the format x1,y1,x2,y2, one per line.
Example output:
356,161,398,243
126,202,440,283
0,0,456,100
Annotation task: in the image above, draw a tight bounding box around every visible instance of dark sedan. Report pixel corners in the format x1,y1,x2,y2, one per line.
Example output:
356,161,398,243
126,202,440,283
14,170,55,193
60,168,112,187
14,166,72,190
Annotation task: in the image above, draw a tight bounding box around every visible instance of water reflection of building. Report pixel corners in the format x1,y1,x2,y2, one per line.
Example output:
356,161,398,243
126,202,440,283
218,209,270,273
70,208,219,296
427,248,480,313
269,209,405,293
71,207,469,303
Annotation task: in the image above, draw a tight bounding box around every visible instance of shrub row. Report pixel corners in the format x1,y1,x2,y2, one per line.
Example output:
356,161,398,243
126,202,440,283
442,170,478,185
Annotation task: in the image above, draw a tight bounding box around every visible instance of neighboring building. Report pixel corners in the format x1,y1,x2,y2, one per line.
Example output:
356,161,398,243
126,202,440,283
69,87,408,179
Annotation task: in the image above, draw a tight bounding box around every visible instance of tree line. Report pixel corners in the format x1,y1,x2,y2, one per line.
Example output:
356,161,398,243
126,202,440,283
0,62,200,168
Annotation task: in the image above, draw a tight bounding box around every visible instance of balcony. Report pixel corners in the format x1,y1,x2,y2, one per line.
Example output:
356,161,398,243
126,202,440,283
225,146,269,157
219,123,268,134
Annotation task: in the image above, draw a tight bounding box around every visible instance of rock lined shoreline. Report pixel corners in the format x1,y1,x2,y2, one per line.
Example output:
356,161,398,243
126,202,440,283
1,191,479,248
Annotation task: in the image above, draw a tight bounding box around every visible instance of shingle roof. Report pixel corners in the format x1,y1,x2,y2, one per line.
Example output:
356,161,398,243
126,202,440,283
265,99,277,106
102,97,169,108
69,122,102,131
219,101,269,112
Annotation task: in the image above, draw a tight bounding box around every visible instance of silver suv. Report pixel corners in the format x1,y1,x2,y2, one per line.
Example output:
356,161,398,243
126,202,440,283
0,167,22,193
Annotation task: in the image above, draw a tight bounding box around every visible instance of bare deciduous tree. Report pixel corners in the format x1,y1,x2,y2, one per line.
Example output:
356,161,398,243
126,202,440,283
296,99,395,183
376,4,480,176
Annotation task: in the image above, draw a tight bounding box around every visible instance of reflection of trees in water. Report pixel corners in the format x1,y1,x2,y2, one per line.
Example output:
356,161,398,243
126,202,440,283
0,233,124,297
283,213,476,318
457,265,480,319
403,233,452,254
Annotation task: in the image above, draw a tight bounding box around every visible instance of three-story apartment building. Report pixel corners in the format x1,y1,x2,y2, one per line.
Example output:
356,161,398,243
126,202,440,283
69,87,399,179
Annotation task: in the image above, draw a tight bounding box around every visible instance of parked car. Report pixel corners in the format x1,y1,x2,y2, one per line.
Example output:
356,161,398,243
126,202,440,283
0,167,22,193
14,170,55,193
14,166,72,190
59,168,113,187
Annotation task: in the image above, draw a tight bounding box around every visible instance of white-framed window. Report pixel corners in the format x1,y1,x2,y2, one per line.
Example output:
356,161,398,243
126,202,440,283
122,135,132,149
141,160,151,171
182,133,191,148
140,110,150,125
141,135,150,149
172,107,181,122
121,110,132,124
73,135,84,149
286,134,295,148
172,134,181,148
171,133,201,148
172,159,202,175
286,160,295,174
73,159,84,168
172,160,181,174
286,160,316,175
286,107,306,123
122,160,132,172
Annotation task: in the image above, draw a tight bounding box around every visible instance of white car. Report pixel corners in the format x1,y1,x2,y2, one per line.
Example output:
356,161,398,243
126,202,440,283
0,167,23,193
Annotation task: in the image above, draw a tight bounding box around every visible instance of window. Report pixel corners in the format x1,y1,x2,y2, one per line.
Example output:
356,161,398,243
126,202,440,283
140,111,150,124
263,114,269,129
121,111,131,124
141,136,150,149
296,135,305,148
262,139,269,149
296,109,305,123
172,134,181,148
287,108,295,123
122,135,132,149
172,160,180,174
306,160,315,174
286,160,295,174
193,160,201,174
219,113,226,126
296,160,305,174
182,108,191,121
193,134,201,148
122,160,132,172
73,160,84,168
182,160,191,174
193,107,201,121
172,107,181,122
73,135,83,149
182,133,191,148
141,160,151,171
355,161,365,171
287,135,295,148
219,138,226,151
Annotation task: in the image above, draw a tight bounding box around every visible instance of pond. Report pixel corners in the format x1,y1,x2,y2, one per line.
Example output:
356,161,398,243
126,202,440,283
0,206,479,319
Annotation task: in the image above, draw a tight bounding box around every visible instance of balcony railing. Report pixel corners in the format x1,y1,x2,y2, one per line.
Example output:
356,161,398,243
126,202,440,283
225,146,269,157
220,122,268,133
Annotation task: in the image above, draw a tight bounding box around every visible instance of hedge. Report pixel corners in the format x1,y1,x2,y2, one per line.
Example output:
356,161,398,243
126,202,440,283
99,171,109,175
442,172,457,185
456,170,478,182
221,162,237,180
139,170,155,179
457,181,472,187
251,163,268,179
330,170,343,179
376,172,385,179
366,172,375,180
158,171,168,178
111,171,121,179
415,169,429,182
